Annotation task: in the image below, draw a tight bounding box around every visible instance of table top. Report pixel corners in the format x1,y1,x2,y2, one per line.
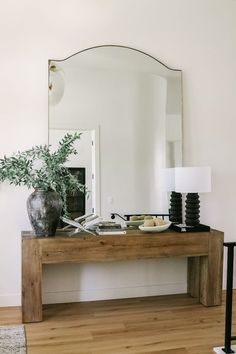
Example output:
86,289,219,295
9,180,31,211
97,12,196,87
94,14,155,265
21,228,222,240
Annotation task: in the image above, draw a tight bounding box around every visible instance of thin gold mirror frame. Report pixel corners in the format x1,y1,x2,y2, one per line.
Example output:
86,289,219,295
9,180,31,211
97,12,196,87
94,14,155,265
49,45,183,217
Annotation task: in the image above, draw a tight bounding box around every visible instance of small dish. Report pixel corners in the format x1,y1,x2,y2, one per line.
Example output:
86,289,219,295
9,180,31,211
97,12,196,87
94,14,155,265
139,221,171,233
125,220,144,227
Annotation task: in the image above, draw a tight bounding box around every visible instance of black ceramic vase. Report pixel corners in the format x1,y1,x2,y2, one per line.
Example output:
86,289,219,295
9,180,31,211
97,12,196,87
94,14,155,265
27,189,63,237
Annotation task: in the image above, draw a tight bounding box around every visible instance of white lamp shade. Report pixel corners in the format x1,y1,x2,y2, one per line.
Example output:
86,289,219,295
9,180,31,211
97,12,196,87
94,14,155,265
175,167,211,193
160,168,175,191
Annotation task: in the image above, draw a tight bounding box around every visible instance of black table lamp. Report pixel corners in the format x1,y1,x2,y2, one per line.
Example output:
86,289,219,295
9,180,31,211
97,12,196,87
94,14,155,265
174,167,211,229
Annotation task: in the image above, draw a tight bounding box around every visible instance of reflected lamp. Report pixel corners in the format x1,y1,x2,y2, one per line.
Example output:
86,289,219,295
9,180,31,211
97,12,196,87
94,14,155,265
160,168,182,223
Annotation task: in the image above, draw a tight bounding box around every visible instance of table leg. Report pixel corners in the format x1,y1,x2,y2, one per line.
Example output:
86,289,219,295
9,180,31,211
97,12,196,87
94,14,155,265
187,257,200,298
200,231,224,306
22,238,42,322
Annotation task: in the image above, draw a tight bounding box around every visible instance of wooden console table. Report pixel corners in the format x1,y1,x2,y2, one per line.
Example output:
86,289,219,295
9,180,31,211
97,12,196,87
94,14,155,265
21,229,224,323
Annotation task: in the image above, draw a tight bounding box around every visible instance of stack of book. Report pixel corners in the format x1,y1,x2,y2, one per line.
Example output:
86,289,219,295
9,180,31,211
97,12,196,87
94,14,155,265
95,222,127,235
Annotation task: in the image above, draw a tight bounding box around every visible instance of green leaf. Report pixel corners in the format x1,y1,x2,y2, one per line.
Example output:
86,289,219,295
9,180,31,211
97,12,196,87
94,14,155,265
0,132,85,213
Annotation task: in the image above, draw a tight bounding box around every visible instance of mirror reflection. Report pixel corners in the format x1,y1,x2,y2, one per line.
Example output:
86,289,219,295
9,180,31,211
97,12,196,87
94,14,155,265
48,46,182,219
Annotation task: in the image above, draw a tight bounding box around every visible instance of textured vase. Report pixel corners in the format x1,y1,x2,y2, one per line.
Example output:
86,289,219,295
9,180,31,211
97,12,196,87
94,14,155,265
27,189,63,237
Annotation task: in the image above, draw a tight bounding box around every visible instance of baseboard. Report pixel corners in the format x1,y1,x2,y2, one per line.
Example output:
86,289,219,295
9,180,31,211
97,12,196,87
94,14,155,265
0,283,187,307
43,282,187,304
0,293,21,307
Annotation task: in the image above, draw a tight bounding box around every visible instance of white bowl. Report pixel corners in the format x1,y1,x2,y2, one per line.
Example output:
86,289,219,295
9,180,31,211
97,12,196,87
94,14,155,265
139,220,171,233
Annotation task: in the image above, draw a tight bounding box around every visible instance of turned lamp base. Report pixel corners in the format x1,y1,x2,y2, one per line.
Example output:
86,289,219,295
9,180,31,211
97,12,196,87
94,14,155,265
169,191,182,224
185,193,200,226
170,192,210,232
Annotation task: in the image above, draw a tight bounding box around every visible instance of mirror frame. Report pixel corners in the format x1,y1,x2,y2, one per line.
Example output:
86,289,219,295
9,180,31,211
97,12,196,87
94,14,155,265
48,45,183,217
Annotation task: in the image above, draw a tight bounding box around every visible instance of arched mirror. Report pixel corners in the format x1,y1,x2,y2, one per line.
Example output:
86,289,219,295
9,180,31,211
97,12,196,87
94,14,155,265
48,45,183,219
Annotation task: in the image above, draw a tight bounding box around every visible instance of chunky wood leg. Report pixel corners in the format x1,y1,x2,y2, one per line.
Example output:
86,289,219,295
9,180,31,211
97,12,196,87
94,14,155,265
199,230,224,306
22,238,42,322
187,257,200,298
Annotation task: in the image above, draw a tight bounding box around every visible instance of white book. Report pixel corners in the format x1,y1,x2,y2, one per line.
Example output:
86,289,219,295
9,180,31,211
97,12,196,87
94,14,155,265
96,230,127,235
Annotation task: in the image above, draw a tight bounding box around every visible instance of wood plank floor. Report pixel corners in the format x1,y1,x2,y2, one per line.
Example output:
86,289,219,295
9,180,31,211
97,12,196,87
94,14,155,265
0,293,231,354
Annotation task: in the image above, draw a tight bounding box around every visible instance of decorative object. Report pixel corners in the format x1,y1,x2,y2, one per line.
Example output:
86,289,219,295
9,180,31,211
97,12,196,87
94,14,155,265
123,214,169,228
0,133,85,236
174,166,211,231
126,215,152,227
160,168,182,223
139,220,171,233
0,325,27,354
125,219,146,227
27,189,62,237
110,213,169,226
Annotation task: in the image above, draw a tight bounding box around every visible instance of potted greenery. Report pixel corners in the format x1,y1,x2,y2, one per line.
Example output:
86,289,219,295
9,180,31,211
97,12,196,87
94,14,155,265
0,132,85,236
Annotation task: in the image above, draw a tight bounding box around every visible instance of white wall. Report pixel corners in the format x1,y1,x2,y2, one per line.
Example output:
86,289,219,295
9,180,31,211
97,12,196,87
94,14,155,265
0,0,235,306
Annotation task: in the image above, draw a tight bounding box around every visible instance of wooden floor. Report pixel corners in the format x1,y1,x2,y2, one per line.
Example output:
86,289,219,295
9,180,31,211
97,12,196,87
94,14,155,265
0,292,231,354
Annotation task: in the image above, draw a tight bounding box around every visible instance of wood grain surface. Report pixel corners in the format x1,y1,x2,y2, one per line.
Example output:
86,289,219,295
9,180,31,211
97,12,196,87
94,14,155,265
0,292,230,354
21,229,224,322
